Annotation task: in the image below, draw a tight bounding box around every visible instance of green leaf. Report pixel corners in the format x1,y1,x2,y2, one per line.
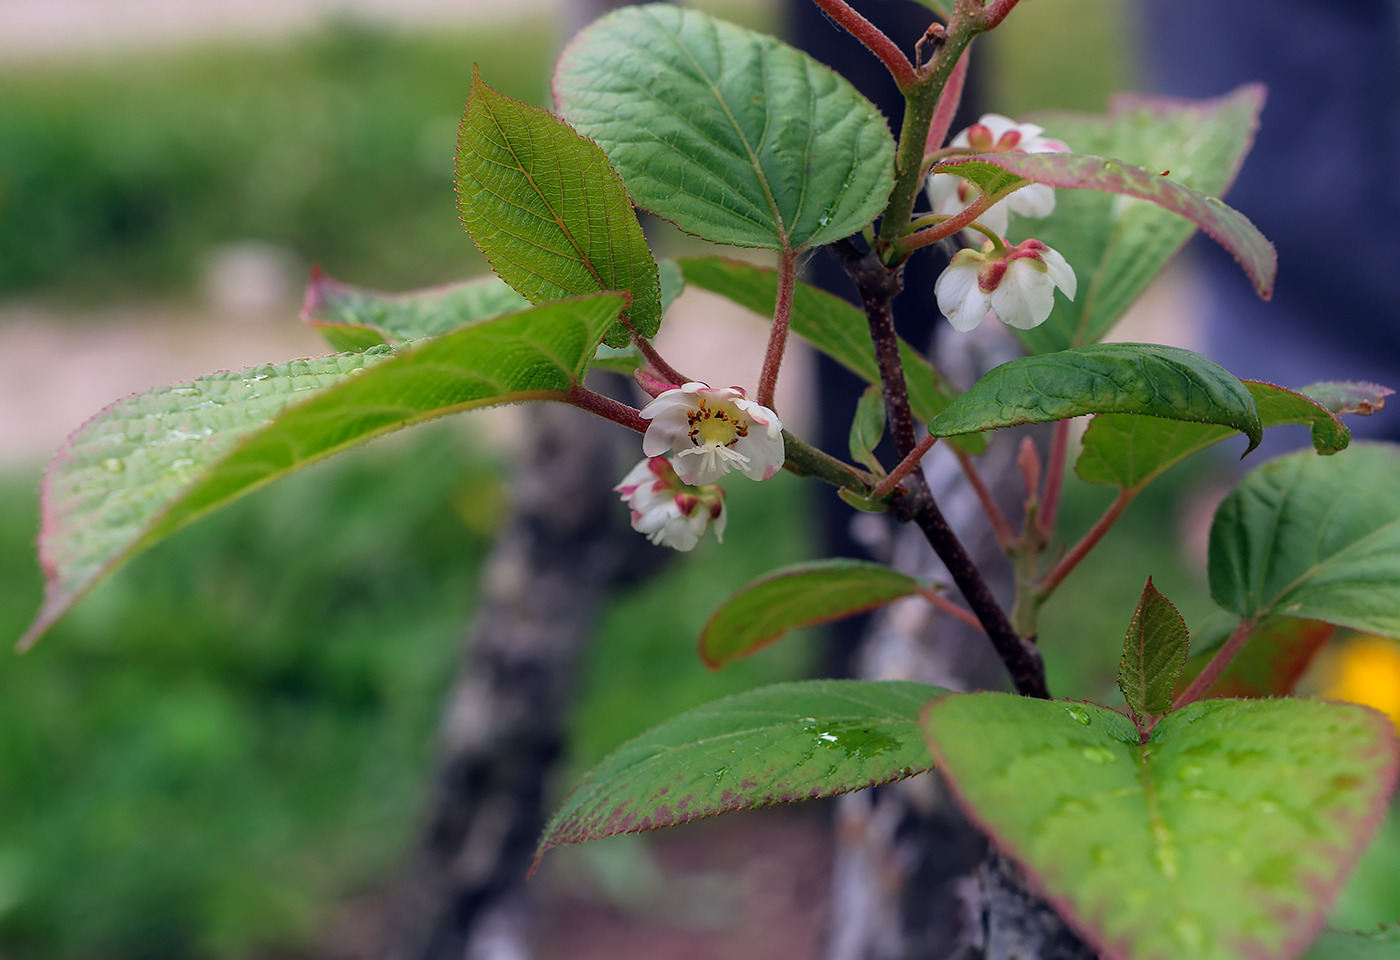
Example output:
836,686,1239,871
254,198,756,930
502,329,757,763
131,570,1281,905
554,4,895,251
700,559,923,668
1117,577,1189,726
536,679,943,866
1209,443,1400,638
1304,925,1400,960
935,151,1273,300
19,293,626,650
675,256,971,445
301,267,528,346
923,693,1400,960
1178,618,1335,700
1077,380,1351,494
928,343,1262,454
849,386,887,474
1301,381,1393,417
456,68,660,347
997,86,1264,354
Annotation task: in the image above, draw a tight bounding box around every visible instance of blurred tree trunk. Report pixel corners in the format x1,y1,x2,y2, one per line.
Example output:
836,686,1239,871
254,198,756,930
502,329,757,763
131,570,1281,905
383,401,646,960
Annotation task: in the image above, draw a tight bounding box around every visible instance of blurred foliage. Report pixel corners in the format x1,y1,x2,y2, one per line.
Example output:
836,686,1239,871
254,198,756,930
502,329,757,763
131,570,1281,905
0,20,550,305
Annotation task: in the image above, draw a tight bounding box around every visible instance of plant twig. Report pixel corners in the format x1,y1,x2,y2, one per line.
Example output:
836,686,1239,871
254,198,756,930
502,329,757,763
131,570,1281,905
758,250,798,409
564,385,648,433
871,433,939,501
808,0,918,90
896,191,996,252
781,429,874,494
1037,489,1132,597
980,0,1027,30
1175,618,1257,709
632,336,688,388
925,48,970,155
1038,419,1070,539
916,585,983,631
954,446,1017,552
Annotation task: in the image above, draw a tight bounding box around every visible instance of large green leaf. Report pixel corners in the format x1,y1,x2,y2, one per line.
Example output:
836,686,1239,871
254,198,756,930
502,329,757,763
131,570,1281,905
301,267,529,349
928,343,1261,452
935,150,1273,300
923,693,1399,960
1209,443,1400,637
554,4,895,251
676,256,959,427
700,559,923,668
1077,381,1352,494
1304,925,1400,960
19,293,626,650
1117,578,1189,727
456,69,660,347
994,86,1264,354
536,679,943,867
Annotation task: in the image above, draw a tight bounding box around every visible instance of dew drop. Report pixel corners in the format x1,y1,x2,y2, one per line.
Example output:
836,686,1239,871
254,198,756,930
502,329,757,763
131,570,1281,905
100,458,125,474
1065,706,1092,726
170,385,202,397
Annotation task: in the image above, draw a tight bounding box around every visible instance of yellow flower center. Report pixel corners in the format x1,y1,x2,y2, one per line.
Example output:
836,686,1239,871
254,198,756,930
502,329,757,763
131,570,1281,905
687,399,749,449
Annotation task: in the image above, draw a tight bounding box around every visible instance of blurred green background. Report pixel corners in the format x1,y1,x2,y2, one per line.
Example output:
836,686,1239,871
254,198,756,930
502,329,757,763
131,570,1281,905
0,1,1394,957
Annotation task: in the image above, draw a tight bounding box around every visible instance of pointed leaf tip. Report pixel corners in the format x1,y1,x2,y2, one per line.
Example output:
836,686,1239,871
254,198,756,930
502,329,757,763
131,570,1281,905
1117,577,1190,726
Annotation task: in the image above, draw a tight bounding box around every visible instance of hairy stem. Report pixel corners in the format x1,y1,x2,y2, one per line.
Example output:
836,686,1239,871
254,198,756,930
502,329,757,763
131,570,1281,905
916,585,983,631
925,48,970,155
632,336,688,388
758,250,798,409
1175,618,1257,709
1037,489,1132,598
782,429,875,493
954,447,1017,552
808,0,918,90
871,433,939,501
1038,419,1070,539
563,385,648,434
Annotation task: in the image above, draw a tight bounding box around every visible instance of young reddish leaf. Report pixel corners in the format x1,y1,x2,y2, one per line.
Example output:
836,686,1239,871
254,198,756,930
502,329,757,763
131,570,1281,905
1302,381,1393,417
536,679,944,869
1117,577,1190,728
923,693,1399,960
1177,618,1336,700
932,150,1276,299
700,559,923,669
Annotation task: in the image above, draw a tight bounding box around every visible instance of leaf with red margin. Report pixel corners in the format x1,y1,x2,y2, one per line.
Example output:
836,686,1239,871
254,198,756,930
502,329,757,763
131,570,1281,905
932,150,1275,300
535,680,943,871
1302,381,1393,417
923,693,1399,960
1177,618,1336,700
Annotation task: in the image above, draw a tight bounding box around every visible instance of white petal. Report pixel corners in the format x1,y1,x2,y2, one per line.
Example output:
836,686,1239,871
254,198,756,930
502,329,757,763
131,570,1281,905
1039,245,1077,301
935,263,992,332
711,501,727,543
990,260,1055,329
1005,182,1057,219
926,173,961,211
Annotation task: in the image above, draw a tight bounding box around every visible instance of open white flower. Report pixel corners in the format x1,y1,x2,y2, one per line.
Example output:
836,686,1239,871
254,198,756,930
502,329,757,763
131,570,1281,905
615,457,727,552
935,238,1077,332
640,382,784,485
926,113,1070,242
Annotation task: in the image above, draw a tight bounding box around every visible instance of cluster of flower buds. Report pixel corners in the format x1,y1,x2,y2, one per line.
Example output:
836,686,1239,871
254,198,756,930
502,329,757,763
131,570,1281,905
616,382,783,551
927,114,1076,332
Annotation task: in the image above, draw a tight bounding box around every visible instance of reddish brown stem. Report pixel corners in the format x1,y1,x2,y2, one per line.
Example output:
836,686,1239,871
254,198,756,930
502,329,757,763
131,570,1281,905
954,447,1017,552
871,433,939,501
633,336,688,388
758,250,798,409
809,0,918,90
980,0,1027,30
916,585,983,631
1038,489,1132,597
925,49,970,155
897,192,996,252
564,385,648,434
1175,619,1257,709
1038,419,1070,539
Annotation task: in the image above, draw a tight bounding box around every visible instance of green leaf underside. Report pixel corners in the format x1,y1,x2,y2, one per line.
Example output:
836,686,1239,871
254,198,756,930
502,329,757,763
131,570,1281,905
1209,443,1400,638
1117,578,1189,724
928,343,1261,453
923,693,1399,960
700,559,921,668
302,268,529,345
456,69,660,348
676,257,982,449
21,294,626,650
1077,380,1350,493
537,679,943,866
936,151,1273,299
1178,618,1335,700
1304,925,1400,960
554,4,895,251
849,386,887,474
999,86,1264,355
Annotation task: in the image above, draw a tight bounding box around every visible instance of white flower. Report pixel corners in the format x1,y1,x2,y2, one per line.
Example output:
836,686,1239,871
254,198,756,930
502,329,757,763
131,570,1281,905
926,113,1070,242
640,382,784,485
615,457,727,552
934,239,1077,332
